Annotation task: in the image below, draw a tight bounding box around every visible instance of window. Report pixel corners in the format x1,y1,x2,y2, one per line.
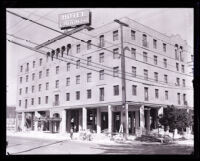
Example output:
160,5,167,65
76,44,80,53
176,78,180,86
45,96,48,104
132,66,136,77
38,84,42,91
46,69,49,77
113,67,119,77
99,70,104,80
99,88,104,101
20,77,22,83
143,52,148,62
87,40,91,50
66,77,70,86
99,53,104,63
131,30,136,40
87,73,92,82
33,61,35,68
25,99,28,108
154,55,158,65
99,35,104,47
76,75,80,84
55,80,59,88
32,73,35,81
144,87,149,101
20,65,23,72
87,89,92,99
131,48,136,59
183,94,187,105
39,71,42,79
25,87,28,94
164,74,168,83
38,97,41,105
176,63,179,71
142,34,148,47
113,48,120,59
113,30,118,41
144,69,148,80
175,49,179,60
66,93,70,101
26,63,29,72
180,47,184,62
153,39,157,49
32,86,34,93
39,58,42,66
163,43,166,52
67,63,70,71
76,60,80,69
76,91,80,100
46,82,49,90
154,72,158,82
132,85,137,96
87,56,92,65
54,94,59,105
113,85,119,96
26,75,28,82
163,59,167,68
182,79,186,87
56,66,59,74
155,89,159,99
181,65,185,73
177,93,181,105
19,88,22,95
19,100,21,107
165,91,168,100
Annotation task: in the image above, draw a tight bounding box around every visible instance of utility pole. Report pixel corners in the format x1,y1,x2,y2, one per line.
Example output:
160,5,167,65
114,19,129,139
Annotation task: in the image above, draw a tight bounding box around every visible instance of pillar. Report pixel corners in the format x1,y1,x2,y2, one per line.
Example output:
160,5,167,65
108,105,112,134
97,108,101,133
125,104,129,136
21,112,25,131
140,105,145,134
60,110,66,134
146,109,150,134
34,111,39,131
82,107,87,130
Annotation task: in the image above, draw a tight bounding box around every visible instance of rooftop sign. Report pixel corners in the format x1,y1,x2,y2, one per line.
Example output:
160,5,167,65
59,9,91,30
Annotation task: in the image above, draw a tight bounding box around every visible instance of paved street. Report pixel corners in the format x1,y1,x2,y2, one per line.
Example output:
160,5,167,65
6,136,193,155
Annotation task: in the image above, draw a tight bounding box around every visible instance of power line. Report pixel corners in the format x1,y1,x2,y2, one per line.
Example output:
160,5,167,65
7,38,193,91
8,33,193,89
6,10,193,78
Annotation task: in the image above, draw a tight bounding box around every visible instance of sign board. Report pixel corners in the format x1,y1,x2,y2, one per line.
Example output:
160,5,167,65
59,9,91,30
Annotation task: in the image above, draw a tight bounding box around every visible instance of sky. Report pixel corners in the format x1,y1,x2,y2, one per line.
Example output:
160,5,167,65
6,8,193,106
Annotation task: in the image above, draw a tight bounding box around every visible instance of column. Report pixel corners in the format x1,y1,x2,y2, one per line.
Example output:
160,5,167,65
125,104,129,136
97,108,101,133
82,107,87,130
146,109,150,134
34,111,39,131
108,105,112,134
60,110,66,134
21,112,25,132
140,105,145,134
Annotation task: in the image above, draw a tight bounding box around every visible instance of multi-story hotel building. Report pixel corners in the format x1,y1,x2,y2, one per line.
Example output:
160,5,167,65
15,17,193,136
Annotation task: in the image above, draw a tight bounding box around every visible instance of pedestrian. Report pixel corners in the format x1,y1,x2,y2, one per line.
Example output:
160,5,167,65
70,127,73,140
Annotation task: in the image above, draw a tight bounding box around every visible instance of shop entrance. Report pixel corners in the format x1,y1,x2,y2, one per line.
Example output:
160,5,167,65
150,108,158,130
128,111,136,135
101,112,108,131
113,112,121,132
25,112,34,131
87,109,97,132
37,111,50,131
70,109,79,132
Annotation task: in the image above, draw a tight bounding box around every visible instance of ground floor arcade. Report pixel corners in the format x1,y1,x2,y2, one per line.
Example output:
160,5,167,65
16,103,164,136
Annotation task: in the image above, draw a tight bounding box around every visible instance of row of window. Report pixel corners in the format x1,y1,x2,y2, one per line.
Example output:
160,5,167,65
19,86,187,108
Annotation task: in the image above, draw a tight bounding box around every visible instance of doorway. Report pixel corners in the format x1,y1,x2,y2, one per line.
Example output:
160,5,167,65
87,109,97,132
70,109,79,132
128,111,136,135
101,112,108,131
113,112,121,132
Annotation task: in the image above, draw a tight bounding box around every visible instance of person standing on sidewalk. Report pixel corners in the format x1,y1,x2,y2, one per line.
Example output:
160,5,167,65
70,127,73,140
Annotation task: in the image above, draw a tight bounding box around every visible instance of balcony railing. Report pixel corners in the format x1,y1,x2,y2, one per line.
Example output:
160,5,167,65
53,101,59,106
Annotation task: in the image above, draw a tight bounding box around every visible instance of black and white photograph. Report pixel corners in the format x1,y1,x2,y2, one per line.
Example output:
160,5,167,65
6,7,196,155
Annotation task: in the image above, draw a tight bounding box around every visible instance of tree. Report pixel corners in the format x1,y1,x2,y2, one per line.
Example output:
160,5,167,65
159,105,193,135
